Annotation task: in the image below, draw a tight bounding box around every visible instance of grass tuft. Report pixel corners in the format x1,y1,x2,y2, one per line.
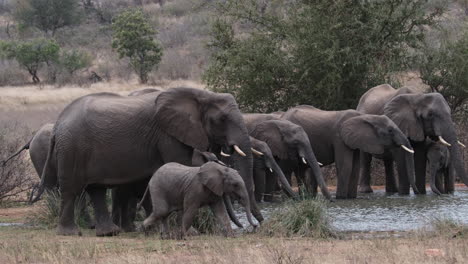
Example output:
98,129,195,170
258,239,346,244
259,198,336,238
424,217,468,238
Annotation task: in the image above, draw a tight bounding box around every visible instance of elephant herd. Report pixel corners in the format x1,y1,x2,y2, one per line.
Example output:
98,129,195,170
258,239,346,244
3,84,468,238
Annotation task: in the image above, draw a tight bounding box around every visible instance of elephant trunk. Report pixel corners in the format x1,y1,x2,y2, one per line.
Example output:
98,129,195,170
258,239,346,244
239,189,257,228
304,148,332,200
230,137,264,223
269,157,298,200
443,127,468,187
404,149,419,194
223,194,243,228
429,162,442,195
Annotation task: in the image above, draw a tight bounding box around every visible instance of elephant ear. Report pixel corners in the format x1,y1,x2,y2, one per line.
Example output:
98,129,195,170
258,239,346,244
192,149,218,166
383,94,425,142
340,115,385,155
154,88,209,150
198,162,224,196
251,121,288,160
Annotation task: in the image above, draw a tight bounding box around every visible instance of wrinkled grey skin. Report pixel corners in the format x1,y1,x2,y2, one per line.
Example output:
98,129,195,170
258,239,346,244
357,84,468,194
249,136,298,202
142,162,256,239
426,140,450,195
127,88,161,96
282,105,416,199
34,87,257,236
245,118,332,200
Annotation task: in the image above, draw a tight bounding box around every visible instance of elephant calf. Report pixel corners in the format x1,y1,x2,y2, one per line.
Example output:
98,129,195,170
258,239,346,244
142,162,257,238
426,140,451,195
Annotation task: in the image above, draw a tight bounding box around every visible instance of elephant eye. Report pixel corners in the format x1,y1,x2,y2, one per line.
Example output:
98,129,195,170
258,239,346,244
388,128,393,134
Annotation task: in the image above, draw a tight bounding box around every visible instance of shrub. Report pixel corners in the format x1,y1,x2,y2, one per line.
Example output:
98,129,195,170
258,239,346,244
61,49,92,75
259,198,336,238
204,0,445,112
419,217,468,239
0,122,34,203
112,9,163,83
0,38,60,83
419,29,468,114
14,0,82,36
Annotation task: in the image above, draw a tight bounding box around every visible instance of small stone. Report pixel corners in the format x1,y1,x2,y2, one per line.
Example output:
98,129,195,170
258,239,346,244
425,248,445,257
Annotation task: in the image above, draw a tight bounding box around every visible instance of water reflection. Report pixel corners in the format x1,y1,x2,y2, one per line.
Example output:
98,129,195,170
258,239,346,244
234,189,468,232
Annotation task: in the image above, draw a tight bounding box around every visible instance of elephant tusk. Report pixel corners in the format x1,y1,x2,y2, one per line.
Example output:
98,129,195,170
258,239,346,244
318,162,323,166
301,157,307,164
251,148,264,156
439,136,452,147
269,167,273,173
220,150,231,157
233,145,247,157
458,141,466,148
400,145,414,154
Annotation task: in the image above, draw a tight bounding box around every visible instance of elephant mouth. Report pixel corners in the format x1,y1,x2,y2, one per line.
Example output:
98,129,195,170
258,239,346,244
219,144,247,157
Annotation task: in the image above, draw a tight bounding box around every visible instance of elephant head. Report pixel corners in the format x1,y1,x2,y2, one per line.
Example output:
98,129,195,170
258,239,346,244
154,88,261,222
198,162,257,228
250,120,332,200
384,93,468,187
340,114,418,193
249,136,298,199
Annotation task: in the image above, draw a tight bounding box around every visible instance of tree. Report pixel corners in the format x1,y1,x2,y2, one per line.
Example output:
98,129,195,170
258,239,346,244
14,0,82,36
0,39,60,83
61,49,92,75
420,31,468,114
112,9,163,83
204,0,444,112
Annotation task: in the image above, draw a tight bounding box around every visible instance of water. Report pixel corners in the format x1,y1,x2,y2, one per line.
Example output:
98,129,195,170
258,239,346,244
234,188,468,232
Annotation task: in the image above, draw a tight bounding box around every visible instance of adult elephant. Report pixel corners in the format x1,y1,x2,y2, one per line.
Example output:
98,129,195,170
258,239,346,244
33,87,258,236
282,105,417,199
357,84,468,194
246,119,332,200
249,136,298,202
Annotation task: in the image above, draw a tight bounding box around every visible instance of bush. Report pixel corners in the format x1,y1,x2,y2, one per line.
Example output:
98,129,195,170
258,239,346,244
0,38,60,83
14,0,82,36
61,49,92,75
0,122,34,203
204,0,445,112
419,29,468,114
112,9,163,83
259,198,336,238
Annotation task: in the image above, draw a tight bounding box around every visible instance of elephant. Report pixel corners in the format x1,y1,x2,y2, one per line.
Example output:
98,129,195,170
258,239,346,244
127,88,161,96
244,118,332,200
426,140,451,195
282,105,417,199
33,87,258,236
357,84,468,194
249,136,298,202
141,162,257,239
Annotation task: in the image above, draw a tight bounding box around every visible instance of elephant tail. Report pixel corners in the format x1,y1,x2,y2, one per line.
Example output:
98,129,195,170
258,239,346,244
1,137,32,167
30,134,56,204
137,185,150,211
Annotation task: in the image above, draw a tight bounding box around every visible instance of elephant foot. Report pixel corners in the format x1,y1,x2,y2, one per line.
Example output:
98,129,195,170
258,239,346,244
358,185,373,193
121,223,136,233
96,223,120,237
57,224,82,236
385,187,398,194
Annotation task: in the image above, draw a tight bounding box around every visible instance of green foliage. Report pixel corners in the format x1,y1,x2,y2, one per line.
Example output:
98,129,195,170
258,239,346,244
112,9,163,83
259,198,336,238
14,0,82,36
60,50,92,75
204,0,444,112
419,30,468,114
0,38,60,83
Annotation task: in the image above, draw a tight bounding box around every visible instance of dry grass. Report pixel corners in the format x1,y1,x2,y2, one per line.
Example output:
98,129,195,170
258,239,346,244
0,225,467,264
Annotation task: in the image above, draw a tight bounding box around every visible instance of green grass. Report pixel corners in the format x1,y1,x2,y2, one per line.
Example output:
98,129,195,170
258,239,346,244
259,198,336,238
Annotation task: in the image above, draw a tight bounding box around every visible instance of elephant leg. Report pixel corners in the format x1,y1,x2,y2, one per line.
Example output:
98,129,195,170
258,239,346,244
264,169,277,202
413,142,427,194
335,147,359,199
445,166,455,194
210,201,233,237
253,167,266,203
57,192,81,236
182,205,200,239
394,155,410,195
384,158,398,193
77,193,95,229
358,151,373,193
87,187,120,236
112,187,135,232
299,167,317,197
111,188,122,227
